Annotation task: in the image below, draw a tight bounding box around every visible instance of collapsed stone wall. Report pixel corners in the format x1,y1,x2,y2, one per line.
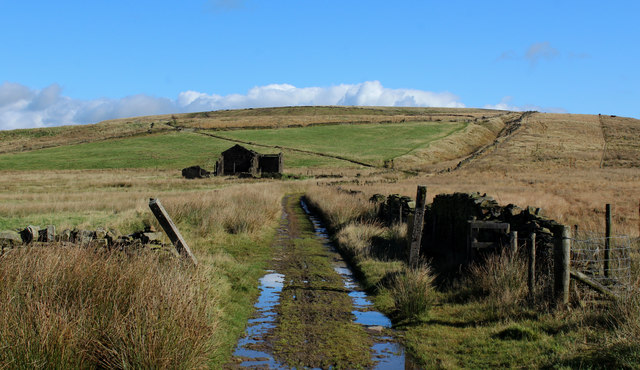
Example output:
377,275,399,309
374,191,562,271
371,194,415,225
0,225,172,254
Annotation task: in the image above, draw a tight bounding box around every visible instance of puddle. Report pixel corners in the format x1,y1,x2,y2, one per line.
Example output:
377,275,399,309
232,271,286,368
301,199,412,369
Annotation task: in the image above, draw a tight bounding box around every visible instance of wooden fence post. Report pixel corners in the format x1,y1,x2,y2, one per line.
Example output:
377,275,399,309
409,185,427,266
510,231,518,256
149,198,198,265
605,204,611,278
528,232,536,302
554,225,571,307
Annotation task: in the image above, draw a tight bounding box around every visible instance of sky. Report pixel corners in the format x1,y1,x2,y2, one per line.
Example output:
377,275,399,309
0,0,638,130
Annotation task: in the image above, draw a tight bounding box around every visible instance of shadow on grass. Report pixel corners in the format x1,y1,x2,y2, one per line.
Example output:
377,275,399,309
550,343,640,370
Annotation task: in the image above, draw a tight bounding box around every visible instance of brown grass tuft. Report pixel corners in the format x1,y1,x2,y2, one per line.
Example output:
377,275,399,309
0,246,217,369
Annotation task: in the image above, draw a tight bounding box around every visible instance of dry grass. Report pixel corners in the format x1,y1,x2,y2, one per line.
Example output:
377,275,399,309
468,113,606,171
0,120,173,154
0,168,291,367
0,246,216,369
394,112,515,171
466,251,529,318
304,186,378,229
166,184,283,236
336,222,385,257
103,106,503,131
601,115,640,168
389,263,437,321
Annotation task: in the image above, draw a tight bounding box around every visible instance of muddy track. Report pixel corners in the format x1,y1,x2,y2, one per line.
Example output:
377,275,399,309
195,130,378,168
446,111,535,172
266,195,373,368
229,195,408,368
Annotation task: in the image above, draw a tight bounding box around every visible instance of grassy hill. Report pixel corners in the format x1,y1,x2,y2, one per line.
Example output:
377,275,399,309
1,106,640,368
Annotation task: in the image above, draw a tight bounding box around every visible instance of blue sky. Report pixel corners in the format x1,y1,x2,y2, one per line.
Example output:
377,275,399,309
0,0,638,129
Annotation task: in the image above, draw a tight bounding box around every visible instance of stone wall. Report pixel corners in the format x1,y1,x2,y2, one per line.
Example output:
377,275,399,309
375,191,562,271
0,225,172,254
371,193,415,225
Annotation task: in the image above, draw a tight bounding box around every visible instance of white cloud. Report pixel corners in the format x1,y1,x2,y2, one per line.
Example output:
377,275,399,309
484,96,566,114
0,81,465,130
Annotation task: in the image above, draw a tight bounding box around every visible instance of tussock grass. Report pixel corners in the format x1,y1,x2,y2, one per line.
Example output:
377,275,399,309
0,246,216,369
389,264,436,321
336,222,385,258
466,251,528,319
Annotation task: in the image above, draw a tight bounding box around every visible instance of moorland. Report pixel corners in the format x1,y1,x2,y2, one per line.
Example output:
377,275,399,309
1,106,639,368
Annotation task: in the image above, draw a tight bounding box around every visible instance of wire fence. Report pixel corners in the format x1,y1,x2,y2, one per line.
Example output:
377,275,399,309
571,235,633,291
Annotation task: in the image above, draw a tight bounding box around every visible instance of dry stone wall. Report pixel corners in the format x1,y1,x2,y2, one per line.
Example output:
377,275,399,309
0,224,172,255
375,191,562,271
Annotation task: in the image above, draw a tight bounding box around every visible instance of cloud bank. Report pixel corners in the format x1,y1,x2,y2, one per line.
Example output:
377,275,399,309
0,81,464,130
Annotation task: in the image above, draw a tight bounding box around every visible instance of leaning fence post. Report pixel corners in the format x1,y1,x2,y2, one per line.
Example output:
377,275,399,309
409,185,427,266
528,233,536,302
605,203,611,278
149,198,198,265
554,225,571,307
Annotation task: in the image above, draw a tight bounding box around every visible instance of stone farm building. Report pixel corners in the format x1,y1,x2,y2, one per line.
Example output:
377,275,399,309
215,144,283,176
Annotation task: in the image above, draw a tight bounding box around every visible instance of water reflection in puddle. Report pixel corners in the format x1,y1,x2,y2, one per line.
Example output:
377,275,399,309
233,271,287,368
301,199,410,369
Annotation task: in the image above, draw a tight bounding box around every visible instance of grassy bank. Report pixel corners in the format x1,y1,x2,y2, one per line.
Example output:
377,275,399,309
304,185,640,368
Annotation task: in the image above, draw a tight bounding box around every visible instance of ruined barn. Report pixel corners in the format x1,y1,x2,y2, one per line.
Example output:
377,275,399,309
258,153,284,174
181,165,211,179
215,144,283,176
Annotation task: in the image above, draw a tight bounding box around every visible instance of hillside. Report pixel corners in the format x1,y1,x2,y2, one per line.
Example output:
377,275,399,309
1,106,640,368
0,106,504,155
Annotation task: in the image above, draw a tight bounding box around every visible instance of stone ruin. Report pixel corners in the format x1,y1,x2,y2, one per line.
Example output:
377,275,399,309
182,165,211,179
215,144,283,176
0,224,176,255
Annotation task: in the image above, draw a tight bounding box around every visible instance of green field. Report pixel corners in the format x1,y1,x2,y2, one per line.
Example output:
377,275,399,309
214,121,466,166
0,132,351,171
0,121,465,171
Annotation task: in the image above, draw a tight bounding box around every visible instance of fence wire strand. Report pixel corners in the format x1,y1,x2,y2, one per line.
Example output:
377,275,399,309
571,235,632,290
